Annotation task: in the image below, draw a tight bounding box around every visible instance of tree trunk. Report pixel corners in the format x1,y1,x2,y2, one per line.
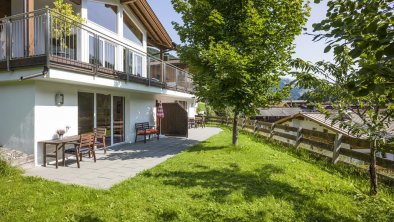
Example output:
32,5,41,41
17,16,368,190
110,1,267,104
369,141,378,195
232,111,239,146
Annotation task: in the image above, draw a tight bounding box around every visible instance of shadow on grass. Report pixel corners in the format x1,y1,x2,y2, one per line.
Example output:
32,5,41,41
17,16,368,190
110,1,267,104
235,127,394,192
143,163,357,221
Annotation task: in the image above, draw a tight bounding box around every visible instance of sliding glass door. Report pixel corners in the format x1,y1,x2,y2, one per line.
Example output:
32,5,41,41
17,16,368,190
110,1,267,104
96,94,111,145
78,92,94,134
113,96,125,144
78,92,125,145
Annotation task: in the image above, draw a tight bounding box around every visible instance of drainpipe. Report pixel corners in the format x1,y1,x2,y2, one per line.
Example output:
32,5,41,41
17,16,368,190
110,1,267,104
20,67,48,81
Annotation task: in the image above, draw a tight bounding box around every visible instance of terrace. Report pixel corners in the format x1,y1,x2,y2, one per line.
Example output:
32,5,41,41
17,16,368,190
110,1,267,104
0,8,193,94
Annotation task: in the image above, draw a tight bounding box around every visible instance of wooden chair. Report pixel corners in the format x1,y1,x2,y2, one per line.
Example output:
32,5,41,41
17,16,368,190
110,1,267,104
195,116,205,128
94,127,107,154
65,133,96,168
188,118,196,129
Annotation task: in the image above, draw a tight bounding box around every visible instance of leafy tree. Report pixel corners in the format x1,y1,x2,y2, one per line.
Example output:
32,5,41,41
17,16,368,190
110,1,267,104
49,0,85,50
172,0,310,145
292,0,394,195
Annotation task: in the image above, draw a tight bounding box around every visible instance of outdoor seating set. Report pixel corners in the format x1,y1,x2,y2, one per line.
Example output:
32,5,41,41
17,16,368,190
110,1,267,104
41,128,107,168
188,115,206,129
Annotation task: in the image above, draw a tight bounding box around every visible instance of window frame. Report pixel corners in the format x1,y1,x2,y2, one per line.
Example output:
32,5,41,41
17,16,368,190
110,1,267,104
122,11,143,46
86,0,118,34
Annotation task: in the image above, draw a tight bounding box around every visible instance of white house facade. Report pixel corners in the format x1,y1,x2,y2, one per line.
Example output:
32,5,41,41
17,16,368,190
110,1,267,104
0,0,196,166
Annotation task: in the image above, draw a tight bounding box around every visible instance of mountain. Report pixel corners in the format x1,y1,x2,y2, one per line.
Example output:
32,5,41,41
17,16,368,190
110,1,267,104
279,78,308,100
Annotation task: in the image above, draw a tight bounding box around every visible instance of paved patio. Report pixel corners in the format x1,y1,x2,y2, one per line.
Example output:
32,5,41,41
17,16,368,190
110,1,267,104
24,127,221,189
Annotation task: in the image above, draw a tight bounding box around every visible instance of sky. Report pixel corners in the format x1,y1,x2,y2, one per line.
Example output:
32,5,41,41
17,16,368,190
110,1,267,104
147,0,333,63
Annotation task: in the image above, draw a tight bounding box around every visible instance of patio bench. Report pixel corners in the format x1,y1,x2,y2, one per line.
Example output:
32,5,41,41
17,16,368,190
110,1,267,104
135,122,159,143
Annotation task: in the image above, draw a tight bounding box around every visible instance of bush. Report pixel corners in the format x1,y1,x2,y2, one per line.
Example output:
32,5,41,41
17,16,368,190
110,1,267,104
0,158,20,177
196,102,206,114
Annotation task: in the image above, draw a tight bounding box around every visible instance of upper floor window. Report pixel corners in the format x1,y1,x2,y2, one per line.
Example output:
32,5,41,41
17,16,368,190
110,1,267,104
87,1,117,33
123,13,143,45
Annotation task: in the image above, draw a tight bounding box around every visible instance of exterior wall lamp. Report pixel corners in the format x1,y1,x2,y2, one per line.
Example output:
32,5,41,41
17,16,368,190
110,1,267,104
55,93,64,106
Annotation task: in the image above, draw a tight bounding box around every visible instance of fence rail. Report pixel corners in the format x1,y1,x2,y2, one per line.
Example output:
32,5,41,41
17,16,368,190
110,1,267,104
206,116,394,170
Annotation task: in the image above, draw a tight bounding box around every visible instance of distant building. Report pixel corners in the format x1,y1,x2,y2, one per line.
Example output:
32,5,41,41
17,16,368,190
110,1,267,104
254,107,303,122
274,112,394,160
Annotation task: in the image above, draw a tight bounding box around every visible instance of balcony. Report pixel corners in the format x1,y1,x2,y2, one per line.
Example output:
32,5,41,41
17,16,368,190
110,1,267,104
0,9,194,94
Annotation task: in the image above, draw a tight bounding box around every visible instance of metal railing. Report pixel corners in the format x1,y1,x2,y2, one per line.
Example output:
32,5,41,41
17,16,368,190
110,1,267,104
0,8,194,93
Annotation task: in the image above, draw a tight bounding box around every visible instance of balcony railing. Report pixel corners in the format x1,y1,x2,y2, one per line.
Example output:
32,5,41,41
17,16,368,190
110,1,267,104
0,9,194,93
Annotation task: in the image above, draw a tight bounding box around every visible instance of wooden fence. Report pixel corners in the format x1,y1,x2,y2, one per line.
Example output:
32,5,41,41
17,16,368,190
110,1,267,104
206,116,394,170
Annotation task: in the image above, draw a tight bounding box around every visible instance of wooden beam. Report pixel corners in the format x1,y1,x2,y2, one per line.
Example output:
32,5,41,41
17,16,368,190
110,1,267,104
0,0,11,18
27,0,35,56
69,0,81,5
121,0,137,4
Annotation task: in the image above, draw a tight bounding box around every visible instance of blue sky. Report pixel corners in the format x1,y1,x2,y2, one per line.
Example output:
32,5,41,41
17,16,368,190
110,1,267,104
147,0,333,63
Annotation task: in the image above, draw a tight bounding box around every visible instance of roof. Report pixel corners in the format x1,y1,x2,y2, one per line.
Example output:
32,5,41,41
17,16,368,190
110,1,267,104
257,108,302,117
276,112,394,138
125,0,175,50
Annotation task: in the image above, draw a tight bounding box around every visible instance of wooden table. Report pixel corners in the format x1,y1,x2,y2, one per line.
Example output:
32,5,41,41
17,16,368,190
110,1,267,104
40,135,80,168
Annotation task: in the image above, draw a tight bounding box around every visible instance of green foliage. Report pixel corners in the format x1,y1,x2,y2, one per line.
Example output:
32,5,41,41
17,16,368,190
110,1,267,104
312,0,394,92
196,102,206,114
205,105,217,117
0,159,20,177
1,130,394,221
171,0,310,116
292,0,394,194
49,0,85,49
292,0,394,144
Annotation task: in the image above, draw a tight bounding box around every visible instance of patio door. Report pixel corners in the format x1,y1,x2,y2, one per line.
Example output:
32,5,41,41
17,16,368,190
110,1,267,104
78,92,124,146
96,94,111,145
78,92,94,134
113,96,125,144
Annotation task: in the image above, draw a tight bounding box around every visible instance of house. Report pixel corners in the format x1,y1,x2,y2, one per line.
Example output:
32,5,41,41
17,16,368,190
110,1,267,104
0,0,196,166
275,112,394,160
254,107,303,122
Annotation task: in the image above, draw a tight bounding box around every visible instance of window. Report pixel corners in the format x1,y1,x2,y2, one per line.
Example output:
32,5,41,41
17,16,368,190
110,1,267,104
89,36,116,69
123,49,133,74
104,42,116,69
134,54,143,76
123,13,143,45
87,1,117,33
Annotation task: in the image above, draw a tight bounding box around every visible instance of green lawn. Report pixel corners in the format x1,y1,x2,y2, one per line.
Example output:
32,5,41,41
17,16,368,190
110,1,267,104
1,128,394,221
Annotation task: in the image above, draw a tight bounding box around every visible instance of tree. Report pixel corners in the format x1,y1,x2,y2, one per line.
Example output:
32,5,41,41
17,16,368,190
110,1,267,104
49,0,85,51
292,0,394,195
171,0,310,145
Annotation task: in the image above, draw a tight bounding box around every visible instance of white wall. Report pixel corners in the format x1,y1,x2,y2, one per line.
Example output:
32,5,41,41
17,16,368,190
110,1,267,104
34,81,79,165
0,82,35,154
126,93,156,142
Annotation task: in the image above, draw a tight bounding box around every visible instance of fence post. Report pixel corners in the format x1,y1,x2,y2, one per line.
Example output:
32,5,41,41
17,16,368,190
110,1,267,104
332,133,343,164
253,120,258,134
295,127,303,150
269,123,276,139
242,118,246,129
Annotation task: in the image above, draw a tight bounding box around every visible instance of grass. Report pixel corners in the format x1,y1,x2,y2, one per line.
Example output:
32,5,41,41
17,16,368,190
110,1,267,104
1,128,394,221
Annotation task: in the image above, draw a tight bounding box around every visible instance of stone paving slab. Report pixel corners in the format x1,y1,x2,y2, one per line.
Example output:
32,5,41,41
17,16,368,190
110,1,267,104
24,127,221,189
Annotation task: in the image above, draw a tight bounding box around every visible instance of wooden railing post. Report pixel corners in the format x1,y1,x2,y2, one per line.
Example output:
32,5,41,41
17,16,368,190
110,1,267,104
270,123,276,139
332,133,343,164
242,118,246,129
295,127,303,150
44,10,51,68
6,19,11,71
